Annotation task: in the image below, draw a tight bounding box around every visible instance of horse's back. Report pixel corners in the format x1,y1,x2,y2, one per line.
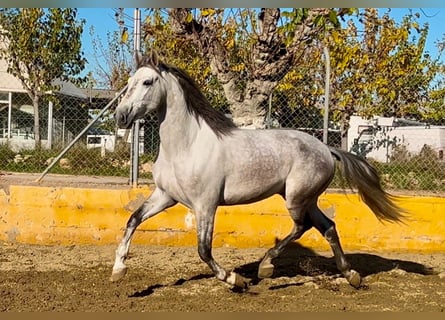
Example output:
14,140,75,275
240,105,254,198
224,128,332,166
220,128,335,205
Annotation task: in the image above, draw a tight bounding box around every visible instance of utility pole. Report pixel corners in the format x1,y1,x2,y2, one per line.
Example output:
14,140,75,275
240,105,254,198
130,8,141,187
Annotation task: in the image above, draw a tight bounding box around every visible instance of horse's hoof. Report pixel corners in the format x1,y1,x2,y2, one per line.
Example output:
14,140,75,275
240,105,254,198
345,269,361,288
110,267,127,282
227,271,251,290
258,263,274,279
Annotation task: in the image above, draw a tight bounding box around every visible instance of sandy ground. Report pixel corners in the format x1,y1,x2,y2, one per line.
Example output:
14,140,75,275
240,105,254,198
1,172,445,311
0,242,444,312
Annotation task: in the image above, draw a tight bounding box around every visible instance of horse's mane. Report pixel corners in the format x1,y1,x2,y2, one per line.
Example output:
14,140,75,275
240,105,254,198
137,55,236,138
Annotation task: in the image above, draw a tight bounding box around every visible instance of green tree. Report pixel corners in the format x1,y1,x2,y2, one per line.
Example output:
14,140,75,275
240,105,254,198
421,32,445,124
142,9,228,112
0,8,86,147
326,9,444,148
140,8,444,143
143,8,351,128
274,9,444,148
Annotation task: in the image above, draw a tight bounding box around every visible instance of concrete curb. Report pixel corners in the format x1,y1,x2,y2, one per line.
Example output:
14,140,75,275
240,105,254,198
1,185,444,252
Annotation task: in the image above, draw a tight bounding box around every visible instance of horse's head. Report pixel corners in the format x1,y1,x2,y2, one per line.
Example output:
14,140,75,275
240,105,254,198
115,51,165,129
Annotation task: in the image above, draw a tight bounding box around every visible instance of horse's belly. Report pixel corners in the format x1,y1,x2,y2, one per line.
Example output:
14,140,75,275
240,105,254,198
222,177,284,205
221,154,288,205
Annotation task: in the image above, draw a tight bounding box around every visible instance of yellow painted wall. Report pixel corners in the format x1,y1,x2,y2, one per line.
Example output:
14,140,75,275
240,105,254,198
0,185,444,253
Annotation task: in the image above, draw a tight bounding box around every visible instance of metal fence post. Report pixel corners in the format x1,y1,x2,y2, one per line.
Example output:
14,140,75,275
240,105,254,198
322,46,330,145
130,119,140,187
129,8,141,187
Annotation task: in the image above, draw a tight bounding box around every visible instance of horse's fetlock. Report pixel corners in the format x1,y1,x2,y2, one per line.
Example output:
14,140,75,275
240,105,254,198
324,225,339,242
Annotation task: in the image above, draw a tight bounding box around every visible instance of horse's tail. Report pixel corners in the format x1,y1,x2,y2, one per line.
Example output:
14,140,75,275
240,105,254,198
329,147,406,223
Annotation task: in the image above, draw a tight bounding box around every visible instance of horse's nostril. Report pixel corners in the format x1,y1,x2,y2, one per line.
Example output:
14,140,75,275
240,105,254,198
115,112,127,127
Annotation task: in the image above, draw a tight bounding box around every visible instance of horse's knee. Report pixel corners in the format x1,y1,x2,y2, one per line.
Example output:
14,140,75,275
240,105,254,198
126,208,144,229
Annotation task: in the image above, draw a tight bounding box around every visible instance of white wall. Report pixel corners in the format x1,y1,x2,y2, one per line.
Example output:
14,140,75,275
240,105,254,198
348,116,445,162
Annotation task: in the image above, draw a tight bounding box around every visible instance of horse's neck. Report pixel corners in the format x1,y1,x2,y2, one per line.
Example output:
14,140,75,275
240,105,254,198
157,83,201,158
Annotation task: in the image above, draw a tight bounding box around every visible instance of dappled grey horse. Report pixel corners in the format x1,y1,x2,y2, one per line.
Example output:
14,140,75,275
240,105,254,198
111,52,405,289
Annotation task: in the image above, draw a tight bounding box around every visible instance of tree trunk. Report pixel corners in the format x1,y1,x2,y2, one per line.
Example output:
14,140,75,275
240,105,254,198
168,8,337,130
228,79,277,129
340,113,349,151
32,94,41,149
230,104,266,129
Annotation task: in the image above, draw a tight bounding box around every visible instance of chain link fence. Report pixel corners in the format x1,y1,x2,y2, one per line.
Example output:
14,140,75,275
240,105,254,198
1,47,444,192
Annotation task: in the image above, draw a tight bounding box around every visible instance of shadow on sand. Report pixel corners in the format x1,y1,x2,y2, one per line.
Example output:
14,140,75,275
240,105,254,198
129,242,435,297
232,242,436,291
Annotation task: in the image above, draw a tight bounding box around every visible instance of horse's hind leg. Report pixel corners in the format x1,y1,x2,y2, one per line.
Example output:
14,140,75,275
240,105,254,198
258,203,312,279
307,204,361,288
258,202,361,288
110,187,177,282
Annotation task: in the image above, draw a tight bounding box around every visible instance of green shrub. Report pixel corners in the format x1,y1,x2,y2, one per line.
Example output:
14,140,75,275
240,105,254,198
63,144,130,176
0,143,16,165
371,145,445,191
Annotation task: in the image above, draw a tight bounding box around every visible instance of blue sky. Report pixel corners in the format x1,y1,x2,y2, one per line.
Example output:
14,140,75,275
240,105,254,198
389,8,444,57
77,8,445,79
77,8,132,77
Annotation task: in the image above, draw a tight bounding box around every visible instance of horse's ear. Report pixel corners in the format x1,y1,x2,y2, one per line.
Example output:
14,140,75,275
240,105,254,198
148,49,160,67
134,51,143,68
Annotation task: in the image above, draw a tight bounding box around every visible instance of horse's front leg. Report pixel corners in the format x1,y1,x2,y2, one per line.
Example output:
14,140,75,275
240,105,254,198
110,188,177,282
195,207,251,290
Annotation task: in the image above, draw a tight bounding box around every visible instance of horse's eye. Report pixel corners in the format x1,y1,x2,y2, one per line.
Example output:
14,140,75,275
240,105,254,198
143,79,153,86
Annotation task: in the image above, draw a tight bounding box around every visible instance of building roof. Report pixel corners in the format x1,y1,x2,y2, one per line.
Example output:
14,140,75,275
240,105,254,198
81,88,117,101
0,58,87,99
52,79,88,99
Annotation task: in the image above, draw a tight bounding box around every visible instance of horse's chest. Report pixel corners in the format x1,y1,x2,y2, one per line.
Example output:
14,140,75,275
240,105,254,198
152,161,214,205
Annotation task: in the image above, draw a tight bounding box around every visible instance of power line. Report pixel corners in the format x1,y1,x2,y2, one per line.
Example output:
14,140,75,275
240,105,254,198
112,8,135,30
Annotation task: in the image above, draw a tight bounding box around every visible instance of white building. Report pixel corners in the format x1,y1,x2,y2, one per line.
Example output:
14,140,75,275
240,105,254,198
0,56,88,151
348,115,445,162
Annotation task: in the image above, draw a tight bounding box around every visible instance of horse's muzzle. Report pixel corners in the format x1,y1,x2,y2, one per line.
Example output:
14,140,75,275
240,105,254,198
115,111,132,129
